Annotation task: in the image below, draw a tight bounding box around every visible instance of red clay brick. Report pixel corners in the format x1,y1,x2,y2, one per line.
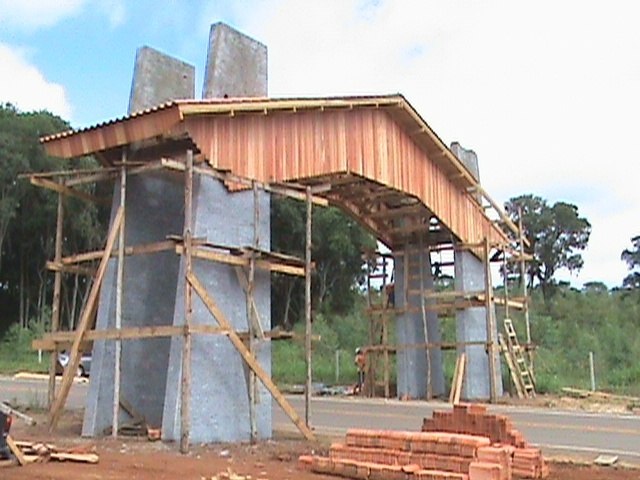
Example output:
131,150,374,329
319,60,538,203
468,461,503,480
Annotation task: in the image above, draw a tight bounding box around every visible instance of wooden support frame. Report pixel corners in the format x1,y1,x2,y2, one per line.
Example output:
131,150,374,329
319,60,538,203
187,271,315,441
180,149,193,453
48,193,64,409
484,238,499,403
29,177,109,205
304,187,313,427
113,149,127,439
49,207,124,429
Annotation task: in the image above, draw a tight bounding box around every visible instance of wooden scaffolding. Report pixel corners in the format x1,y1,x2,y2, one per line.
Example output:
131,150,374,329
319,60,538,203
28,153,329,451
360,206,537,401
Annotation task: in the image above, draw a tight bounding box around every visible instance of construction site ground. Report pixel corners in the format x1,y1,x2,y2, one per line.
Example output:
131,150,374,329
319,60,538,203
2,410,637,480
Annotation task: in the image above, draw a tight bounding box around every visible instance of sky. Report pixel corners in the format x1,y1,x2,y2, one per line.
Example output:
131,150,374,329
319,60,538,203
0,0,638,288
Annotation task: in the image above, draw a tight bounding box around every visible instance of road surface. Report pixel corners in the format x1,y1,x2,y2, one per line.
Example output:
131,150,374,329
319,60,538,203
2,376,638,464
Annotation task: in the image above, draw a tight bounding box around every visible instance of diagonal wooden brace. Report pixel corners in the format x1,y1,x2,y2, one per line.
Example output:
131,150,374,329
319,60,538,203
187,271,315,441
48,207,124,429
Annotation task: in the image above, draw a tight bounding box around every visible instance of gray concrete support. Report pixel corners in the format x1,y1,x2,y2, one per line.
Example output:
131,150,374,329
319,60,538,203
394,244,445,399
82,171,185,436
82,48,195,437
128,46,195,112
162,22,272,443
162,177,271,442
451,141,503,400
203,22,268,98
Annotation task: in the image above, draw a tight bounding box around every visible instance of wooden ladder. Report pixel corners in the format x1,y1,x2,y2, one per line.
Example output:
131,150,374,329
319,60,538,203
502,318,536,398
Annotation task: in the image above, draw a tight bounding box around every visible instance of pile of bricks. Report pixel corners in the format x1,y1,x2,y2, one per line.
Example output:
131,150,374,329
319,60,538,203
422,404,548,479
299,404,549,480
422,404,525,447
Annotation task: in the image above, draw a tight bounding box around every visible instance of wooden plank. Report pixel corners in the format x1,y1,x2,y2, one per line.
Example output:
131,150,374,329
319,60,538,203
304,187,312,426
113,150,127,438
0,402,36,425
6,435,27,466
484,238,498,403
30,177,109,205
60,240,175,265
49,207,123,429
46,261,96,276
234,266,265,339
64,160,164,187
452,353,466,405
180,149,194,453
50,452,99,464
48,193,64,410
187,271,315,441
176,245,305,276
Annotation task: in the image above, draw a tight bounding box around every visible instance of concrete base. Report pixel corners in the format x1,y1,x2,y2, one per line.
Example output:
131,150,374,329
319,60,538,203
454,248,503,400
82,171,184,436
161,176,272,443
394,245,445,399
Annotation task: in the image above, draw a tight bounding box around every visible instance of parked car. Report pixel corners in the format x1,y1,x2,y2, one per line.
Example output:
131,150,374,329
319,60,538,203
56,351,92,377
0,411,11,460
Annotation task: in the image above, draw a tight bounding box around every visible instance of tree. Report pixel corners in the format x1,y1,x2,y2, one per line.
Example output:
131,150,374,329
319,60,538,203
505,194,591,301
0,104,105,333
271,197,376,328
621,235,640,290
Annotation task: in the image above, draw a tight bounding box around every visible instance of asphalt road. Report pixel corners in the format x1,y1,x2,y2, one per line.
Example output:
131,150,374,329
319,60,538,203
2,376,639,464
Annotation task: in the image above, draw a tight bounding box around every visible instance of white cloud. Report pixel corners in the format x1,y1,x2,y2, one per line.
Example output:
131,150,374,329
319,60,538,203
0,43,72,119
0,0,86,31
94,0,126,28
233,0,640,286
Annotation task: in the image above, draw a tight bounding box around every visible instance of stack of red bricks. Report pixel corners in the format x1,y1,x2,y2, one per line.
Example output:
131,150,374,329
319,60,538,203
299,404,548,480
422,404,548,479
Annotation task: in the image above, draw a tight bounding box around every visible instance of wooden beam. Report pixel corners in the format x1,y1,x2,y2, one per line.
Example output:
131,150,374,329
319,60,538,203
484,237,499,403
64,161,164,187
49,207,124,429
46,261,96,277
30,177,109,205
180,149,194,454
187,271,315,441
48,193,64,410
304,187,312,427
60,240,175,265
176,245,305,276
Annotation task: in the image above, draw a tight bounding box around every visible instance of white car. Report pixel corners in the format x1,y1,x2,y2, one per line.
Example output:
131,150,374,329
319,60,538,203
57,352,92,377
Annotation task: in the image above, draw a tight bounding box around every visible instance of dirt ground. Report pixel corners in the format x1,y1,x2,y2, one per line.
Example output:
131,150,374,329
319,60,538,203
2,411,637,480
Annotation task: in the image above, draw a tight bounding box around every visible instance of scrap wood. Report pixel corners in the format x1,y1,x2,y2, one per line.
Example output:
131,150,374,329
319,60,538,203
6,436,26,466
561,387,640,403
8,437,99,465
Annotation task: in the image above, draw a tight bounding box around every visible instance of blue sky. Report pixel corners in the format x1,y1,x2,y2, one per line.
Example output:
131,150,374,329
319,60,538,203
1,0,639,287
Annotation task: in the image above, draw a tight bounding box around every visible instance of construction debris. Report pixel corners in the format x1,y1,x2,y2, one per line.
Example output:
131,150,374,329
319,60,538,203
300,404,548,480
8,438,98,465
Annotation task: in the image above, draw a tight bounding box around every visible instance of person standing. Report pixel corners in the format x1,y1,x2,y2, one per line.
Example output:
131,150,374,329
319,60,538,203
354,347,366,394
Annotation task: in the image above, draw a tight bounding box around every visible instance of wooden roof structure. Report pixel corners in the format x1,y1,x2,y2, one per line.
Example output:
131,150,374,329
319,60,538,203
40,94,513,250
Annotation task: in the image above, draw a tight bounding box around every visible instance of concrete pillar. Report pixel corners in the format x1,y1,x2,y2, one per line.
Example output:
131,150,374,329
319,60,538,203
451,142,503,400
394,242,445,399
82,49,195,437
129,46,196,111
203,22,268,98
161,177,271,442
162,22,272,443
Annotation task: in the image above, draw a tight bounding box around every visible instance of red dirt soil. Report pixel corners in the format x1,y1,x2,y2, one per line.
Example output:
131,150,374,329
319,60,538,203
2,411,637,480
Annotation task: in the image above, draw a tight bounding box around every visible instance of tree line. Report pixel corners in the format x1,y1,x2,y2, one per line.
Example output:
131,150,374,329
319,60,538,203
0,103,638,338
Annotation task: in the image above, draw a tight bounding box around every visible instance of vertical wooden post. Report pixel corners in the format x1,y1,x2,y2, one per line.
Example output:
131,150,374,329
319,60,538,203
48,193,64,409
113,149,127,438
418,230,432,399
483,237,498,403
518,207,533,371
180,150,194,454
248,181,258,443
304,187,312,427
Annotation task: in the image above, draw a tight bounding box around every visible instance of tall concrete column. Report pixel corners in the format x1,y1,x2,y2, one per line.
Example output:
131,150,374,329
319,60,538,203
394,241,445,399
451,142,502,400
83,48,195,436
162,23,272,443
